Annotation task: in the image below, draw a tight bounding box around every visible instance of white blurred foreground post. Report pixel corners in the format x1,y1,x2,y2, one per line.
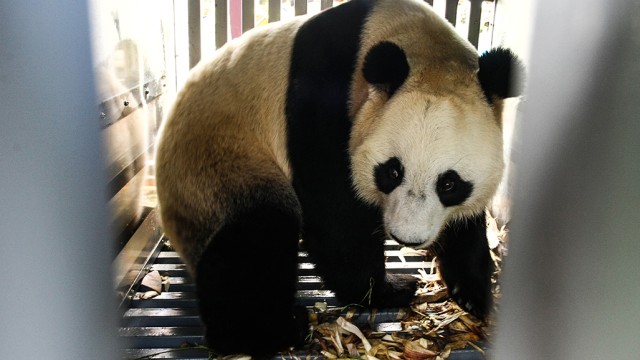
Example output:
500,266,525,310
494,1,640,359
0,1,118,359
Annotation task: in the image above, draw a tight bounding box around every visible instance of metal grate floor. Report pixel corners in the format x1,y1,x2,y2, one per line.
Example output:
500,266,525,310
119,238,484,359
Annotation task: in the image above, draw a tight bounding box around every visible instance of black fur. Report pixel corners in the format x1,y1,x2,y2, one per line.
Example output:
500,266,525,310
478,47,525,102
363,41,410,96
195,183,307,356
374,157,405,194
286,0,417,308
433,212,493,319
436,170,473,207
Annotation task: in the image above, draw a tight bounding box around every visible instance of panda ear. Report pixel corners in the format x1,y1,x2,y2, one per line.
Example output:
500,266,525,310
478,47,525,102
362,41,410,97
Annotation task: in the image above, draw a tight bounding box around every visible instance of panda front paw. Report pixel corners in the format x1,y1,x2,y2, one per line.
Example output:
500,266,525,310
448,278,491,320
370,273,418,308
291,305,311,346
434,213,494,320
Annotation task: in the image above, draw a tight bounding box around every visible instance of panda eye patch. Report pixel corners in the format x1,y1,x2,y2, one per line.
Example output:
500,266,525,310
440,179,455,192
374,157,404,194
436,170,473,207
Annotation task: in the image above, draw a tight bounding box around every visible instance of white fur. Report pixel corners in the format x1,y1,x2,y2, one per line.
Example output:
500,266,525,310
351,92,504,248
347,0,505,248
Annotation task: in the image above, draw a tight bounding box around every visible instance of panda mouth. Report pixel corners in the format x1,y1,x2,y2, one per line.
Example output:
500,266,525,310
388,232,428,248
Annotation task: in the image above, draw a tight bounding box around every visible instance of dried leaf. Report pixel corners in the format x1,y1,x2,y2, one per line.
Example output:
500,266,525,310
337,317,372,352
141,270,163,293
443,341,469,352
139,290,160,299
413,290,448,304
400,247,428,257
446,333,480,343
403,340,437,360
320,350,337,359
314,302,328,312
307,208,509,360
467,341,485,354
346,343,360,357
439,346,451,359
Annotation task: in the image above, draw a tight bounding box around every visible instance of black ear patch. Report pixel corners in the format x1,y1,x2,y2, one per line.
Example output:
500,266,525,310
362,41,410,97
478,47,525,102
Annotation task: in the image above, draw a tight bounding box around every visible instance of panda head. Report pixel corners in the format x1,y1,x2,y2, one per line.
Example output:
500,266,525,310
349,16,524,248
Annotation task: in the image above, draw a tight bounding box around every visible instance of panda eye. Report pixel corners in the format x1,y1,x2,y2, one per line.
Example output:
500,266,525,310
440,179,456,192
436,170,473,207
374,157,404,194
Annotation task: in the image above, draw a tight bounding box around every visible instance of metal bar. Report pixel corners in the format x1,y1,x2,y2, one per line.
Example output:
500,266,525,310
321,0,333,10
113,211,165,308
295,290,338,306
384,239,403,247
468,0,483,48
160,282,194,292
98,77,166,128
120,242,485,357
119,326,204,348
122,308,202,327
295,0,308,16
155,252,183,263
164,277,192,285
268,0,281,22
106,148,146,198
150,263,190,274
385,261,435,272
297,276,324,290
445,0,458,26
123,348,210,359
215,0,228,48
242,0,254,33
129,292,198,308
108,170,148,242
384,250,428,260
299,250,426,261
188,0,201,68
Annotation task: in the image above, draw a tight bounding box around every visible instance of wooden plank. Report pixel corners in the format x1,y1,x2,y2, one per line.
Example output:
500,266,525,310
188,0,201,68
444,0,458,26
268,0,281,22
242,0,254,33
215,0,228,48
468,0,483,48
295,0,308,16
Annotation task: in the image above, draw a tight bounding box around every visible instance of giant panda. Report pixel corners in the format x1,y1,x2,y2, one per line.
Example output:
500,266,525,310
155,0,523,355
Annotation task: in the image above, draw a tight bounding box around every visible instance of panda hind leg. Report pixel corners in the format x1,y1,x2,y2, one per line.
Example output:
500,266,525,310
433,212,494,320
195,190,308,356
